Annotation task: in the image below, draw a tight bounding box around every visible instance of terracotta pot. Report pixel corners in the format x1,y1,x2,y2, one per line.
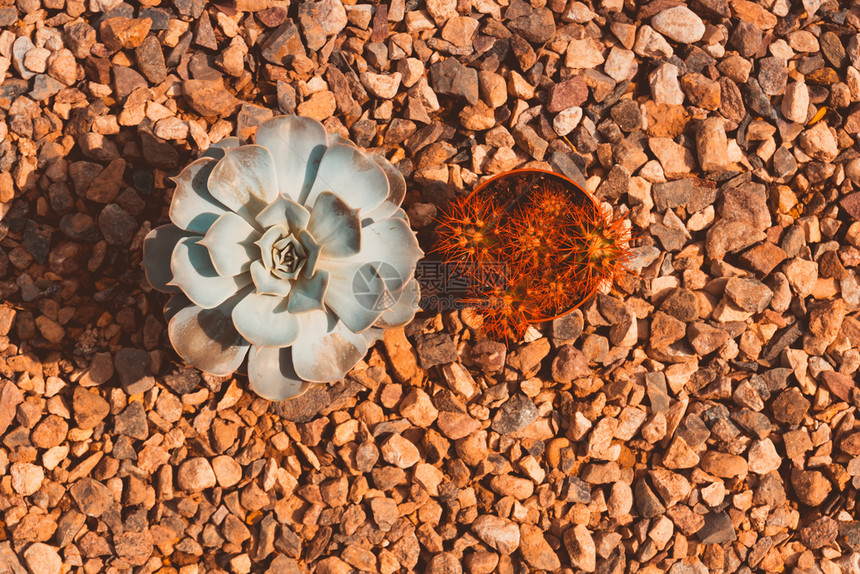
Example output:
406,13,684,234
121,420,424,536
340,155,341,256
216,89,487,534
467,168,603,322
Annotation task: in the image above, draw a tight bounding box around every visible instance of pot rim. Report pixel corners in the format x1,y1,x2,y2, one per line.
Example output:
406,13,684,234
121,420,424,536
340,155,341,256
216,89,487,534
465,167,602,323
466,167,599,210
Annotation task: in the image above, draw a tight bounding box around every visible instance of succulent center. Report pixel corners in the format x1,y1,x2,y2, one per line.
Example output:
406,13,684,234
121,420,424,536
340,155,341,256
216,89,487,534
257,225,309,281
273,236,303,275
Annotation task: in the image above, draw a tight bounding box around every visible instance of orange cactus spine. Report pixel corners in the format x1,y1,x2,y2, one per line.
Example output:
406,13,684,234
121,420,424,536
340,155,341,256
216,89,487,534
498,208,567,269
433,193,501,274
463,268,537,341
562,203,633,293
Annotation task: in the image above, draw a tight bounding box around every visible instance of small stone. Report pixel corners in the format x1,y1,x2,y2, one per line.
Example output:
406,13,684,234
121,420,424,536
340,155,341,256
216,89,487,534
791,468,831,506
649,137,695,179
553,107,583,136
13,37,37,79
706,220,766,260
700,451,747,478
842,192,860,221
680,73,721,110
839,522,860,554
30,74,64,101
799,122,838,162
64,20,97,59
441,16,478,48
217,44,247,77
784,429,813,459
565,37,605,69
470,340,506,374
508,4,555,44
415,332,457,368
423,554,464,574
603,46,636,82
772,388,810,425
426,0,457,25
46,49,77,86
360,72,401,99
519,523,561,571
436,411,480,440
800,517,838,550
260,21,305,65
478,70,506,108
355,442,379,472
490,475,534,500
758,57,788,96
135,35,166,84
153,117,188,141
648,63,684,106
611,100,641,132
547,77,588,113
114,348,156,395
298,0,348,51
297,91,336,122
0,381,22,436
687,322,730,355
698,512,737,544
23,543,62,574
650,312,687,348
98,203,137,246
177,458,217,491
696,117,729,172
564,525,596,572
607,481,633,518
369,497,399,532
507,339,550,376
650,468,692,507
512,123,548,161
86,158,126,204
819,371,855,402
398,58,424,88
507,71,534,100
747,439,782,474
820,31,846,68
114,531,154,566
11,463,44,496
72,387,110,430
663,436,699,469
651,6,705,44
551,345,589,384
115,401,148,440
100,17,152,52
183,79,240,117
783,258,818,297
459,101,496,131
69,478,112,517
31,415,68,449
400,388,438,427
380,433,420,468
636,25,675,59
471,515,520,554
492,394,538,435
724,277,772,313
431,58,478,105
782,82,809,124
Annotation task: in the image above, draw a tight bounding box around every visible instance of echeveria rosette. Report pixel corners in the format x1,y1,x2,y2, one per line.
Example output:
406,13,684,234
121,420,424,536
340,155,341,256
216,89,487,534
143,116,423,401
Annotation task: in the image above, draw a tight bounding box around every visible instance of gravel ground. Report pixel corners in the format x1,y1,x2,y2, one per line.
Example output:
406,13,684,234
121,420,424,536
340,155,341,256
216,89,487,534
2,0,860,573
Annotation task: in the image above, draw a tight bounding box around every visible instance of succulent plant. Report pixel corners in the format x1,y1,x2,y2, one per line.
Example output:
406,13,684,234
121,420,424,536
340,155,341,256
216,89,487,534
143,115,424,400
